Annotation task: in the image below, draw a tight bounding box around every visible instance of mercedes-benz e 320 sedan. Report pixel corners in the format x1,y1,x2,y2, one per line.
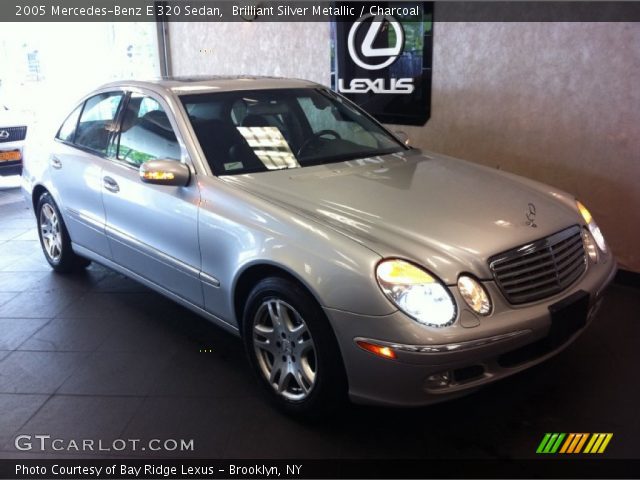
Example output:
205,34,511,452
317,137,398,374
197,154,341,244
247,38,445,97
22,77,616,414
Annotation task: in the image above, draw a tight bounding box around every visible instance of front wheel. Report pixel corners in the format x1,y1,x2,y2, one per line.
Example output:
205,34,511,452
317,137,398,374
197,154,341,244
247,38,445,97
243,276,347,416
36,192,90,273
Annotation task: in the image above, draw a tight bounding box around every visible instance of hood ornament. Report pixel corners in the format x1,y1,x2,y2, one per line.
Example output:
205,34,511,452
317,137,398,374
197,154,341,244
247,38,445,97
525,203,537,228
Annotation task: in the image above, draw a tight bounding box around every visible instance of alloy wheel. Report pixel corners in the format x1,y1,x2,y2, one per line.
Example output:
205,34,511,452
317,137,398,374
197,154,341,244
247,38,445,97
252,298,317,401
40,203,63,263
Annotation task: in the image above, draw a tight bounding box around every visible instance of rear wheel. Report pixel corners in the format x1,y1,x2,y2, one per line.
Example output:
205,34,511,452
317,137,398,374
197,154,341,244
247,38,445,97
36,192,90,273
243,276,347,417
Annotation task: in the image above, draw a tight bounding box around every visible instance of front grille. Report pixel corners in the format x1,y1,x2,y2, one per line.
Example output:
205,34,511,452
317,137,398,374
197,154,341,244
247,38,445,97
489,226,586,304
0,126,27,143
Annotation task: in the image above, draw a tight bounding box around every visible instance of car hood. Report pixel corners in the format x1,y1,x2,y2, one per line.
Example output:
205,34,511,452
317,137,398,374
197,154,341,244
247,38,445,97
0,108,28,128
222,150,581,283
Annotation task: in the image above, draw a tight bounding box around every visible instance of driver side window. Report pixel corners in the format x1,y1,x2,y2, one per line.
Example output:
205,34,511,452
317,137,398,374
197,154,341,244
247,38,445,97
116,94,180,167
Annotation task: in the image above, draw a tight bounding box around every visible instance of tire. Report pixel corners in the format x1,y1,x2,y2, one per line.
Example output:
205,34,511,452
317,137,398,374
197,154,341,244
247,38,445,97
36,192,90,273
242,276,347,417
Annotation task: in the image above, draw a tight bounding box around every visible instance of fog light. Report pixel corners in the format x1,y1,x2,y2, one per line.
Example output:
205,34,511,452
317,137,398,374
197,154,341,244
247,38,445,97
426,371,452,389
582,229,599,263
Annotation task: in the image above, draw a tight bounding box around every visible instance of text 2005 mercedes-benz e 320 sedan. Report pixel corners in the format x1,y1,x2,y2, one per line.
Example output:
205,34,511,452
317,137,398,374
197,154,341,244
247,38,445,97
22,77,616,414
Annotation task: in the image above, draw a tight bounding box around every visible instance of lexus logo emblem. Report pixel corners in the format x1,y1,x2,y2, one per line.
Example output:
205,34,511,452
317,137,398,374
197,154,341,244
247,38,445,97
347,14,404,71
525,203,538,228
0,130,9,140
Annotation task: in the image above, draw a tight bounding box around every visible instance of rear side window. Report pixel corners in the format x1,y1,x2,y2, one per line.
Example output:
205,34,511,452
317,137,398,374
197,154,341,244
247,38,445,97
56,105,82,143
116,93,180,167
74,92,124,155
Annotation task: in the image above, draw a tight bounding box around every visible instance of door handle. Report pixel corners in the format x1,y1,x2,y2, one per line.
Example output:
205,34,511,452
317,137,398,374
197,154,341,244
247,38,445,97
50,156,62,169
103,176,120,193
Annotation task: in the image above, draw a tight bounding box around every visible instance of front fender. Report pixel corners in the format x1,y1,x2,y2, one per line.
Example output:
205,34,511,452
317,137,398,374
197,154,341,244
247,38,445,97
197,177,396,327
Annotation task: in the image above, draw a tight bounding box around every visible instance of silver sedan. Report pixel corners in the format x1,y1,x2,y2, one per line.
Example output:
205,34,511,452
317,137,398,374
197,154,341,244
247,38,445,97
22,77,616,414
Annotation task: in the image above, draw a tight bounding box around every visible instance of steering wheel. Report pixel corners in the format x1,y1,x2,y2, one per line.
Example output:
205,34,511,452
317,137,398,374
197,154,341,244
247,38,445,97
297,129,342,157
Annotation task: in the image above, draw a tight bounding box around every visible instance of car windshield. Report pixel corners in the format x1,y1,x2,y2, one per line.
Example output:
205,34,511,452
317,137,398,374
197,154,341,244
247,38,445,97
180,88,405,175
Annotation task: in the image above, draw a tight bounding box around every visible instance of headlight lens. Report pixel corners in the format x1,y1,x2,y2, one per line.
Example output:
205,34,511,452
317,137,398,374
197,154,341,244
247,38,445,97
576,201,607,253
582,229,599,263
457,275,492,315
376,259,456,327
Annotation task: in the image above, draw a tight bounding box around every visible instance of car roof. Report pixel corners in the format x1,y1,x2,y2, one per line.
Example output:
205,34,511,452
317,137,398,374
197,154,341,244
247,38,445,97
98,76,321,96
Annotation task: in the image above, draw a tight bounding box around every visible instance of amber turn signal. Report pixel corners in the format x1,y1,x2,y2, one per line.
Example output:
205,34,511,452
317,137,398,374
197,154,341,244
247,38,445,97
141,171,175,181
356,340,397,360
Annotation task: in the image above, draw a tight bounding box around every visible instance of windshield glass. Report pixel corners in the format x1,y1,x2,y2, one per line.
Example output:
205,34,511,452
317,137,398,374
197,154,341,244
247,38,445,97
180,88,405,175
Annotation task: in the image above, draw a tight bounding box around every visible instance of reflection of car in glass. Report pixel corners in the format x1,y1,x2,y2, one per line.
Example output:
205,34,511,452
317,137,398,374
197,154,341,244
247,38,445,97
0,104,27,176
22,78,616,415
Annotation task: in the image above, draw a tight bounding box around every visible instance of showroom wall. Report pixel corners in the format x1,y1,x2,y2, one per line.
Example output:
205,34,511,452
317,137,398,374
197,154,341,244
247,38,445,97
169,21,640,272
168,22,329,84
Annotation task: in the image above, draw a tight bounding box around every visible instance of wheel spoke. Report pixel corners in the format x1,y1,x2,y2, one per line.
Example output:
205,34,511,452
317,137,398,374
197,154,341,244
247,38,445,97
254,336,278,355
254,323,276,340
267,301,283,328
276,367,290,393
290,321,307,340
42,206,53,222
253,298,317,401
269,358,283,384
294,366,312,395
297,337,313,355
280,304,297,333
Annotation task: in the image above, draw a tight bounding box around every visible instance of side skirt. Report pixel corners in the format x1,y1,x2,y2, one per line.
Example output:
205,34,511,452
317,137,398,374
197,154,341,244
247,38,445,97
72,243,240,337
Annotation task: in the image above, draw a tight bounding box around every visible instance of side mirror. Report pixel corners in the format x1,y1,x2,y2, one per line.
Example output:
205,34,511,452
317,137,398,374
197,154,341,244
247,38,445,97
394,131,410,147
140,159,190,186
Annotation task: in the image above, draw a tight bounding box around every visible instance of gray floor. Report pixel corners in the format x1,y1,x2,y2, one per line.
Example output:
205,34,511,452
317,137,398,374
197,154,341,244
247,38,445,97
0,184,638,460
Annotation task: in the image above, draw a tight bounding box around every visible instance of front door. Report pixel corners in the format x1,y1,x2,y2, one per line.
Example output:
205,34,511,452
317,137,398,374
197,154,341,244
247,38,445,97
101,91,203,307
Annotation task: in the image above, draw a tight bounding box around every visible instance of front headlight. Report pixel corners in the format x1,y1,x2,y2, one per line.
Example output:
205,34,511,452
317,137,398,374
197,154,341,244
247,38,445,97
376,259,456,328
457,275,492,315
576,201,607,254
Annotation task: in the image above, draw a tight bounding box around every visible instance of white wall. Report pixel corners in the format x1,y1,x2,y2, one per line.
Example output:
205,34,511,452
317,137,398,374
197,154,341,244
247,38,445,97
169,22,329,85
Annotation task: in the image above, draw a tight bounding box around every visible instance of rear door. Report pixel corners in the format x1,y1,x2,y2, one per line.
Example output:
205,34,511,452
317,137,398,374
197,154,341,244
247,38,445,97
50,91,125,259
101,90,203,307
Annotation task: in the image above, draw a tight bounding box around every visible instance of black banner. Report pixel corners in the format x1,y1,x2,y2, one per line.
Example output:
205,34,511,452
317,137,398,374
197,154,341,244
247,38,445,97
331,2,433,126
2,2,640,23
1,459,640,479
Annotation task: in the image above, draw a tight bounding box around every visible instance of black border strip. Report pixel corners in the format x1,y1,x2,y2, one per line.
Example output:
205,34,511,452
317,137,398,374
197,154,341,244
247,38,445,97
4,1,640,22
2,459,640,479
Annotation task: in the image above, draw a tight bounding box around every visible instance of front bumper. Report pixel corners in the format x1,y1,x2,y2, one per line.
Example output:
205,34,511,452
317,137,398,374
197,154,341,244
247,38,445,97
325,253,617,407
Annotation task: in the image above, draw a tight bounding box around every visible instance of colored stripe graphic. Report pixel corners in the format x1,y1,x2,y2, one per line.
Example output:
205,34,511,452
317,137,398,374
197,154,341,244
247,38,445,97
567,433,582,453
536,433,552,454
550,433,565,453
537,433,613,454
598,433,614,453
559,433,575,454
574,433,589,453
584,433,614,454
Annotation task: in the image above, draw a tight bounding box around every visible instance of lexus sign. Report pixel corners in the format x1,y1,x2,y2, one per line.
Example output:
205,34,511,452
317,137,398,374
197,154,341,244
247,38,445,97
332,2,433,125
347,14,404,71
